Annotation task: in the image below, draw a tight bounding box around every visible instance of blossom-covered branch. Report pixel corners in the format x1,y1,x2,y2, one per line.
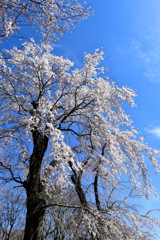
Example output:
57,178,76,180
0,0,91,41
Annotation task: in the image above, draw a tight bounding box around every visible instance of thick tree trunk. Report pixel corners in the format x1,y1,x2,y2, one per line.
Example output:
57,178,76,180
23,129,48,240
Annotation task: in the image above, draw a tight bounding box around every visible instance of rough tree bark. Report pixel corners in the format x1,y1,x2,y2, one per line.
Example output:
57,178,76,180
24,129,48,240
23,103,49,240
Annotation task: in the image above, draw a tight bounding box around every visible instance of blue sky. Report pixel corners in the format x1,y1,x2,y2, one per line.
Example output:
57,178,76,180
2,0,160,234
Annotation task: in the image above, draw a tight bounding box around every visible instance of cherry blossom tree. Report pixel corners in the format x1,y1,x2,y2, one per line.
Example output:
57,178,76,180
0,0,91,41
0,40,160,239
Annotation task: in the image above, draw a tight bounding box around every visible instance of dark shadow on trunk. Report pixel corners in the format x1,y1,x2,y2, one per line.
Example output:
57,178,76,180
23,128,48,240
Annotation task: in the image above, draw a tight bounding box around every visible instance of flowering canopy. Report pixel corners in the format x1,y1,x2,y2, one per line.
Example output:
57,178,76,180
0,40,160,239
0,0,91,40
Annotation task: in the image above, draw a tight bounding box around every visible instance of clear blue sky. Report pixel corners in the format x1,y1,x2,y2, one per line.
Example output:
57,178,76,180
2,0,160,232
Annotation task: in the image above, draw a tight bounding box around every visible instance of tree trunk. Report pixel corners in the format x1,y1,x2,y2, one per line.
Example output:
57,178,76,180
23,129,48,240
